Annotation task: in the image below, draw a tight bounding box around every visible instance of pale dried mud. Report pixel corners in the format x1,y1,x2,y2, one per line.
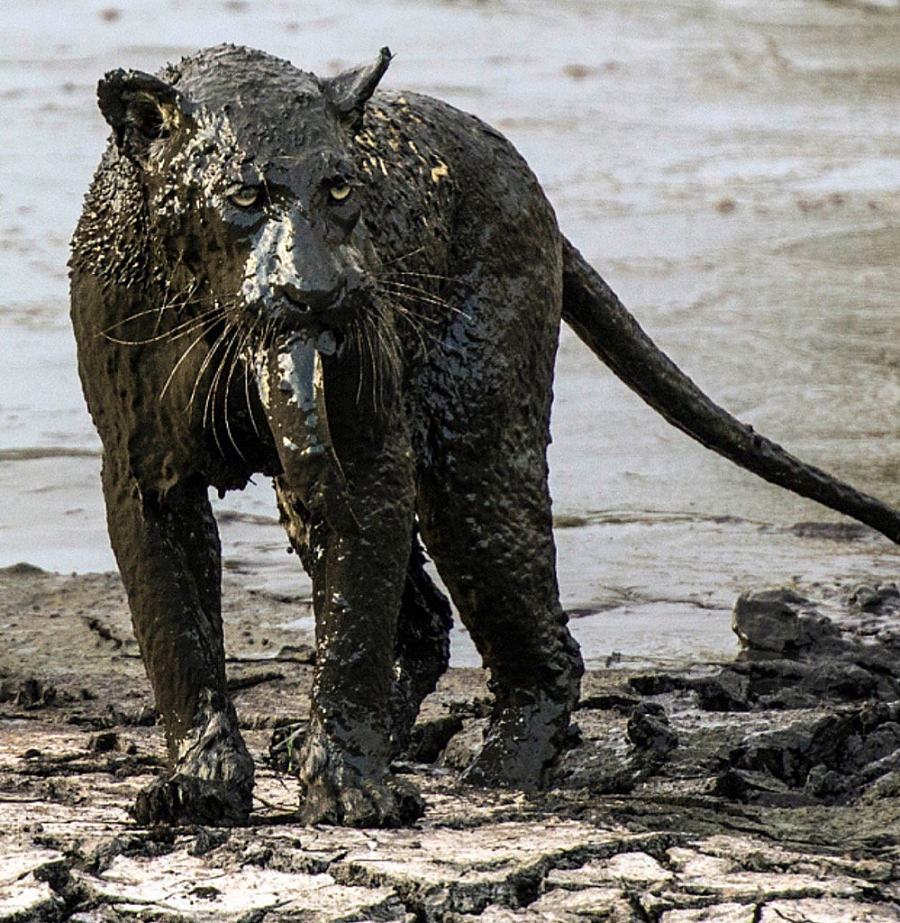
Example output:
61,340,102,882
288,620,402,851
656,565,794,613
1,565,898,921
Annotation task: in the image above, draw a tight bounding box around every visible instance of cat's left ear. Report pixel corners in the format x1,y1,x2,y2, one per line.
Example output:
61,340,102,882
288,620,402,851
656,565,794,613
323,47,392,132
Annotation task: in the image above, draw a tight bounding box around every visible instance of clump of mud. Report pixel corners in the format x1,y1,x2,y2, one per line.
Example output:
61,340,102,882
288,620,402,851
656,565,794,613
552,583,900,816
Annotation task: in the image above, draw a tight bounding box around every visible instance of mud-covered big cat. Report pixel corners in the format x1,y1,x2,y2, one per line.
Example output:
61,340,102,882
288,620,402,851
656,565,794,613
70,44,900,827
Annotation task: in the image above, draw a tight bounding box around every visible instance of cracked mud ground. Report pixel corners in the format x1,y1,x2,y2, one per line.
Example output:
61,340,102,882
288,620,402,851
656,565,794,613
1,564,899,922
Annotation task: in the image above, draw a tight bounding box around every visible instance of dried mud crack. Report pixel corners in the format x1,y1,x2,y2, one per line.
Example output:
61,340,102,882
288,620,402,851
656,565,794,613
1,566,899,921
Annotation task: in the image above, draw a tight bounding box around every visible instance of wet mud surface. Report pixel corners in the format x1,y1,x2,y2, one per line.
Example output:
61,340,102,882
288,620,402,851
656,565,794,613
1,565,899,921
2,0,899,672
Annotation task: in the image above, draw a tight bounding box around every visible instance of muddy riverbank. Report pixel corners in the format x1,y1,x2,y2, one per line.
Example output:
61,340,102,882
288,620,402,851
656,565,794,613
1,564,899,921
2,0,899,668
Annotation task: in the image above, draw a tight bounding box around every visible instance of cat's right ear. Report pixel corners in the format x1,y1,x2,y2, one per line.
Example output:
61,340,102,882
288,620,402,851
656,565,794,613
97,69,185,166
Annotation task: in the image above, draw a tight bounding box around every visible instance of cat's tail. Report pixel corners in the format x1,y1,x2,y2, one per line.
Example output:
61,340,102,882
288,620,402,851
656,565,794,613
561,237,900,545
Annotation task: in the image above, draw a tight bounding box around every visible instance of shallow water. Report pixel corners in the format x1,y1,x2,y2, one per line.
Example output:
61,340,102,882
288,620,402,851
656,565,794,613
1,0,898,667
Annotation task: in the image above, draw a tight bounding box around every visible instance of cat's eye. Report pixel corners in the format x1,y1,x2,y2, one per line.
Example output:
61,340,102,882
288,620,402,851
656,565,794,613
329,183,352,203
229,187,261,208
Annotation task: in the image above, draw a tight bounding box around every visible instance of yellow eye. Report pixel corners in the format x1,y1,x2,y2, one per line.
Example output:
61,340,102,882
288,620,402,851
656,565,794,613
329,183,352,202
229,187,260,208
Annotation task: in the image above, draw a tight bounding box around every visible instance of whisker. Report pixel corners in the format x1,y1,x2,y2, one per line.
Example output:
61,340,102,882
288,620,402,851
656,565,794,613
99,305,225,346
103,304,183,331
383,269,455,284
101,291,225,333
379,245,426,268
362,319,378,415
381,296,442,327
348,324,365,406
100,293,236,337
378,282,472,319
364,315,384,416
204,323,241,459
390,303,433,356
202,325,236,429
241,323,263,439
158,316,221,402
154,280,174,334
187,319,234,418
156,275,199,332
220,330,249,463
379,279,450,301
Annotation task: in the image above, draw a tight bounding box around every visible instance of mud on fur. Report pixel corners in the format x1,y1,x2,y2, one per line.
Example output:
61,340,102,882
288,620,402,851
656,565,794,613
69,44,900,828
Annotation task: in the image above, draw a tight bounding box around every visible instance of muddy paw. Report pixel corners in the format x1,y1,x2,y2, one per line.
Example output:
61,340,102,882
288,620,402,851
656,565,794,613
301,774,424,828
135,695,255,826
133,774,251,826
461,690,572,791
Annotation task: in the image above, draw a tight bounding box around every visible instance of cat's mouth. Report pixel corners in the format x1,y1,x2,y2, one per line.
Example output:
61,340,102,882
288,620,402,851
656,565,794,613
274,298,348,329
263,281,373,338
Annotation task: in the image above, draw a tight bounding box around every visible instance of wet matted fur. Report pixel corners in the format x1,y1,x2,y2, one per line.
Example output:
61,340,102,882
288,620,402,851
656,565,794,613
71,45,900,827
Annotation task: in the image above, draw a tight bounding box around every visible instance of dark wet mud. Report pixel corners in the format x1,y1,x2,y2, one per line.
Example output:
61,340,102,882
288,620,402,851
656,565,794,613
1,565,898,920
